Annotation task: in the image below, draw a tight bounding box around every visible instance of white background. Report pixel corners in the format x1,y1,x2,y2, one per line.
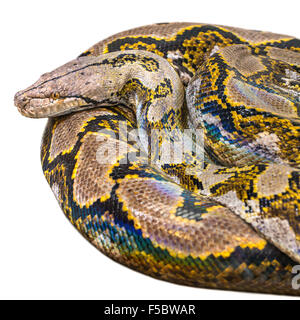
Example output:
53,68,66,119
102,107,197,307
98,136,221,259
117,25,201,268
1,0,299,300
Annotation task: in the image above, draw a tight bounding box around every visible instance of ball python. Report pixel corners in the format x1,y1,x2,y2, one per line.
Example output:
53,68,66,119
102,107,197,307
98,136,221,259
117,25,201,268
14,22,300,295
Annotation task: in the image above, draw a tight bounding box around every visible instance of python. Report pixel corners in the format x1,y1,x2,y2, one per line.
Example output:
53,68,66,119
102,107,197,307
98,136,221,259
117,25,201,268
14,22,300,295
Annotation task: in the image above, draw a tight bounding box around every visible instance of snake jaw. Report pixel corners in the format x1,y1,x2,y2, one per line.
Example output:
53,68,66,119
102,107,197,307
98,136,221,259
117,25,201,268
14,92,89,118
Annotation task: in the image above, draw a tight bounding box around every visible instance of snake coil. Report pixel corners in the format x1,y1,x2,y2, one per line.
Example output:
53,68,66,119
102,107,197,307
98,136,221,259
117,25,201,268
14,23,300,295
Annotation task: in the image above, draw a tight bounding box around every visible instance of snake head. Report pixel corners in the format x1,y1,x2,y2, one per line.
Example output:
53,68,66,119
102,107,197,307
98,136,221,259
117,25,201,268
14,50,183,120
14,56,105,118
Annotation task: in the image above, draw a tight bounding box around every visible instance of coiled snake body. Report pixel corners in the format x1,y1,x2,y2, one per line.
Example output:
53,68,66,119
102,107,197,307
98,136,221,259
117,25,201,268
14,23,300,295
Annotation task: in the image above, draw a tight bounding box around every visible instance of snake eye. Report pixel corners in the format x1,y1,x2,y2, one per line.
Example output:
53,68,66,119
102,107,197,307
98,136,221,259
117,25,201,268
50,92,60,100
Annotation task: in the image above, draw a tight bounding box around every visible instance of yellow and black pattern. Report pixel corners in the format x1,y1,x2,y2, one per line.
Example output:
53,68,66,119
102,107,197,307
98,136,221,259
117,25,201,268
14,23,300,295
40,107,297,295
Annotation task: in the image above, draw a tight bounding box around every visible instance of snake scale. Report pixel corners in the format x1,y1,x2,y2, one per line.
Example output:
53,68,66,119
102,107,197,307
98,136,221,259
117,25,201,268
14,23,300,295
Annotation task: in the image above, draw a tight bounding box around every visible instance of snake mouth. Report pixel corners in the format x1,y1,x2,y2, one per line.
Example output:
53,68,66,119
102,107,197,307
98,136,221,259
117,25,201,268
14,93,89,118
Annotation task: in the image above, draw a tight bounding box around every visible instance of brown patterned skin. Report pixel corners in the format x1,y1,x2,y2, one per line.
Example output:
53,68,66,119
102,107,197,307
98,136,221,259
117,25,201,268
14,23,300,295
